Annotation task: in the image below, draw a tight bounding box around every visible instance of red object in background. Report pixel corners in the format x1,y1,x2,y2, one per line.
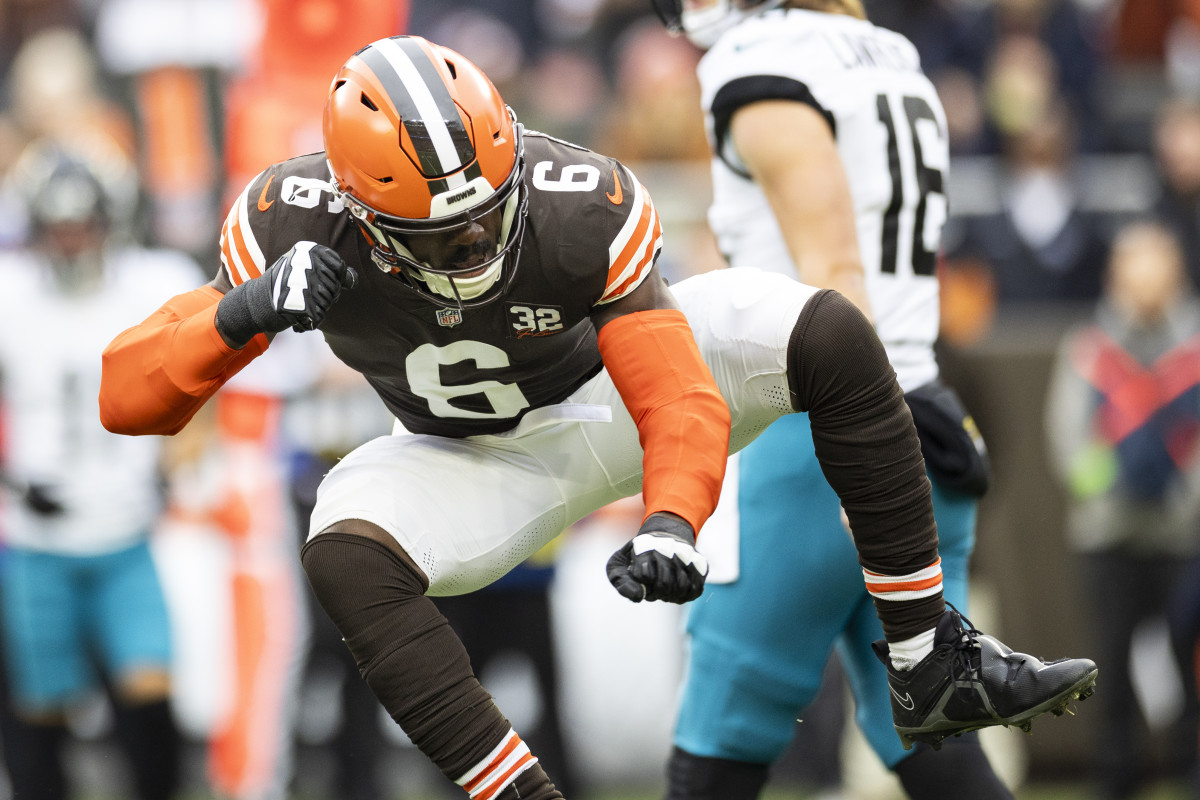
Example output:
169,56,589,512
223,0,408,207
254,0,407,86
1111,0,1200,62
208,8,409,795
138,67,216,202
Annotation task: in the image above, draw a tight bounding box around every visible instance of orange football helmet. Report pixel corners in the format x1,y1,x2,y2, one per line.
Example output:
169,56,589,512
323,35,527,307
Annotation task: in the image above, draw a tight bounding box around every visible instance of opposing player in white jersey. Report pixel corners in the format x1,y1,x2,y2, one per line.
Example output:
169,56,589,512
654,2,1036,798
0,144,201,800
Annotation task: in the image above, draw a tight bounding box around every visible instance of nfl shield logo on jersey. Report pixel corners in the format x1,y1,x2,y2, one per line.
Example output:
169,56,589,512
435,307,463,327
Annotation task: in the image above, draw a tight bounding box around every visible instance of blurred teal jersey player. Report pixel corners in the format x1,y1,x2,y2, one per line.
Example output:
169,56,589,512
653,2,1015,797
0,144,199,800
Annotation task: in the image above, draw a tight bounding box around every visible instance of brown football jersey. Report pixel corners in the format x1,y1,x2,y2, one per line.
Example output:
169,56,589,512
216,130,662,437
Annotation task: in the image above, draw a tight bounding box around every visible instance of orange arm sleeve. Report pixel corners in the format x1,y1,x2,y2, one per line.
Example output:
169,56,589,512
100,285,269,436
596,309,731,533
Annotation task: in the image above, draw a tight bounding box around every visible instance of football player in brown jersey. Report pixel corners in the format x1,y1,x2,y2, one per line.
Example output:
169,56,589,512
100,35,1096,800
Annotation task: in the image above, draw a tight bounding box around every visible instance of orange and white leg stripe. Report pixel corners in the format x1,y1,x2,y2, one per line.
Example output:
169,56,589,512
455,728,537,800
864,558,943,602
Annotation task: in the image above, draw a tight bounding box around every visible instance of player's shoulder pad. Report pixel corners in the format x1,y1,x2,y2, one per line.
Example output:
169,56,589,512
702,9,925,96
598,158,662,304
522,128,593,155
522,130,652,220
219,152,340,287
521,132,662,305
702,11,829,82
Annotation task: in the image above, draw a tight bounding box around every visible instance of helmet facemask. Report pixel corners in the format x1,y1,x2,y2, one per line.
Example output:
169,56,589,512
337,128,528,310
21,147,112,295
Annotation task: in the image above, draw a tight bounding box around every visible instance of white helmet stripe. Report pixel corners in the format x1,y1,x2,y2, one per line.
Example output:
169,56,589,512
373,38,465,177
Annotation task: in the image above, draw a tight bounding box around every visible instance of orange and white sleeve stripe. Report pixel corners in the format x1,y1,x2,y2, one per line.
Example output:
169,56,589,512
864,558,943,603
597,166,663,304
219,172,269,287
455,728,537,800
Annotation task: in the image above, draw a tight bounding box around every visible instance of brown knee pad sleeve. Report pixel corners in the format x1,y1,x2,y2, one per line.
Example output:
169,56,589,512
787,290,943,637
300,532,512,780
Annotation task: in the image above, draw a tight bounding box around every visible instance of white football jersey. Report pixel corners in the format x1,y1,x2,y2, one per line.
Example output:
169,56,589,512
0,245,204,554
698,9,948,391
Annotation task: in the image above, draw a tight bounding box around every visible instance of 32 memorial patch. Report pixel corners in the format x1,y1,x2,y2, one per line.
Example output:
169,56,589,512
506,303,565,338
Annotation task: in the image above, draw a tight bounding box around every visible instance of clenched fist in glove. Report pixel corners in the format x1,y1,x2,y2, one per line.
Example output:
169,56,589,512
215,241,358,348
607,512,709,604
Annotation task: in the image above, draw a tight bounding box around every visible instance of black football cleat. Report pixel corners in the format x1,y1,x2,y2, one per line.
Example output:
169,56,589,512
872,606,1098,750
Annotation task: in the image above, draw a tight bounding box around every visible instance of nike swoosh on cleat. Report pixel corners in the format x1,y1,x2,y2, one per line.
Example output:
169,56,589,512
258,173,276,212
889,685,916,711
606,168,623,205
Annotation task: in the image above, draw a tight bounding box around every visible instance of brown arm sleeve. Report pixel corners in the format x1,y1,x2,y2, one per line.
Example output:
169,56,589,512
788,289,942,638
100,285,269,435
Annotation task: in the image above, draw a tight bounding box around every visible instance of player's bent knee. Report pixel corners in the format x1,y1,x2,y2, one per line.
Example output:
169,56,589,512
300,526,511,779
785,288,939,588
787,289,893,414
300,522,428,648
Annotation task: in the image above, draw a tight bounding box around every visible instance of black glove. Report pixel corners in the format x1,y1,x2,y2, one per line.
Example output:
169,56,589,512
215,241,358,347
23,483,65,516
607,513,708,604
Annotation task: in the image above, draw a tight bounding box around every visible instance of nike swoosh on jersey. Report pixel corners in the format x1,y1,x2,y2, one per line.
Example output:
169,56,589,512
599,176,661,304
221,177,269,285
606,168,623,205
257,174,276,212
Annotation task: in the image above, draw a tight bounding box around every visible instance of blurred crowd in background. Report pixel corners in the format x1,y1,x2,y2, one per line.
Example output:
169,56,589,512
0,0,1199,798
